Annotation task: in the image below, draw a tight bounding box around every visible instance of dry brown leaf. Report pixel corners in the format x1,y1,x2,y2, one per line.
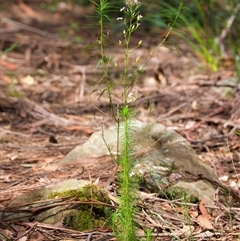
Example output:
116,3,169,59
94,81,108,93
66,125,93,134
0,59,18,70
3,75,12,84
188,209,199,218
197,215,214,230
199,199,210,218
160,202,173,212
18,0,43,21
197,199,214,229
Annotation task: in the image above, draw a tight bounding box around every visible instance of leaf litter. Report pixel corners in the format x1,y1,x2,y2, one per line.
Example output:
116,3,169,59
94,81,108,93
0,1,239,240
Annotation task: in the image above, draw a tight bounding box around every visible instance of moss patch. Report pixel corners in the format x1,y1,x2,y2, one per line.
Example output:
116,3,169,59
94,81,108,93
166,187,198,203
48,184,113,231
63,209,109,231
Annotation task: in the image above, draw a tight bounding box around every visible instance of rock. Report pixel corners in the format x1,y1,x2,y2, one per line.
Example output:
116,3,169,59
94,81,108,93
0,121,221,228
0,179,113,230
167,180,216,204
60,121,218,203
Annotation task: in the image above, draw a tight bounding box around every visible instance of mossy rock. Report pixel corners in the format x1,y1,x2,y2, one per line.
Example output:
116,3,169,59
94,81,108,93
49,184,113,231
165,186,198,203
166,180,216,204
1,179,114,231
60,121,217,205
63,209,111,231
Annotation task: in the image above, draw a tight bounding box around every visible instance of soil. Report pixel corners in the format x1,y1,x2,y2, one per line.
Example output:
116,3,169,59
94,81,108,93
0,1,239,240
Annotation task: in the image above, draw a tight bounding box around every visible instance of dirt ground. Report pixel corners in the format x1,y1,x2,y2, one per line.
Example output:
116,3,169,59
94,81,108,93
0,1,240,240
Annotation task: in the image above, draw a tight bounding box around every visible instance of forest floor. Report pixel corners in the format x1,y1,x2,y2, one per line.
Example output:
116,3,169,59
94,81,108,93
0,1,240,240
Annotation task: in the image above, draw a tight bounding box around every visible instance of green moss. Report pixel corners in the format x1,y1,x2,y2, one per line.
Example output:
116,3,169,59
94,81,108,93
63,209,108,231
48,184,109,205
166,187,198,203
0,137,8,143
48,184,113,231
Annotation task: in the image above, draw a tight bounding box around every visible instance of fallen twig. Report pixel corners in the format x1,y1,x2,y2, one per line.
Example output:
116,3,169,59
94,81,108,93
2,17,59,39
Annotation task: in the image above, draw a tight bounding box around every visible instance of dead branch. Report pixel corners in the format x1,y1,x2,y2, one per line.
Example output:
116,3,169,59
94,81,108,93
0,93,80,127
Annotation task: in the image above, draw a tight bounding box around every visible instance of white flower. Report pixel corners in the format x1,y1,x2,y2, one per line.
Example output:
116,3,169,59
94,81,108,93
134,0,141,4
117,17,123,20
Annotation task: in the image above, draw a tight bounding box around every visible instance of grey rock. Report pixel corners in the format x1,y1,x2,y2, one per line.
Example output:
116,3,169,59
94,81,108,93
0,179,90,223
0,121,219,227
167,180,216,204
60,121,217,203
